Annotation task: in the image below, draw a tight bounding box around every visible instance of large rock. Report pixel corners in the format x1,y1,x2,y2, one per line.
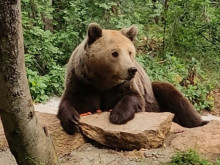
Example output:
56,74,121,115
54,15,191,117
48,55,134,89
79,112,174,150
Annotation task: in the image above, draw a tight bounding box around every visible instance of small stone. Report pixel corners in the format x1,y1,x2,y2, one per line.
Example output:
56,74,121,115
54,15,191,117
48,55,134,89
79,112,174,150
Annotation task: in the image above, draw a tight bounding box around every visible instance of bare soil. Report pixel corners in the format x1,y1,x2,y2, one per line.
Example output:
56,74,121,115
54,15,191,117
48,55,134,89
59,143,168,165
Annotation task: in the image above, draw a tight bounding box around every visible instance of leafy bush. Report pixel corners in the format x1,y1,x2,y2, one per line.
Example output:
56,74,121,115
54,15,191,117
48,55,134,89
171,150,209,165
22,0,65,102
27,67,64,102
137,54,216,111
21,0,219,106
169,150,217,165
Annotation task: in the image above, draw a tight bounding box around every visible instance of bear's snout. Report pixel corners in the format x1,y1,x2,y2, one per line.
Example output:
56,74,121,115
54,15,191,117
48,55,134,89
128,67,137,77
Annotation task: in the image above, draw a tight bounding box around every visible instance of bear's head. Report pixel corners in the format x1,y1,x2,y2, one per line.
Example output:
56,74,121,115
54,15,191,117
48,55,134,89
82,23,138,90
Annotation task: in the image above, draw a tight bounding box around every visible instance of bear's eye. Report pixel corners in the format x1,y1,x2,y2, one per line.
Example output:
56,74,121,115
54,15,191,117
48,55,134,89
129,51,132,56
112,51,119,57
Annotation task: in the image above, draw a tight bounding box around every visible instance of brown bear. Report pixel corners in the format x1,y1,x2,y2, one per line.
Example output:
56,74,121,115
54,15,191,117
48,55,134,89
57,23,208,134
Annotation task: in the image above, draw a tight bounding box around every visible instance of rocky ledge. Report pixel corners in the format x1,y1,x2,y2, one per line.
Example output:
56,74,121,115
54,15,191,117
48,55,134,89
79,112,174,150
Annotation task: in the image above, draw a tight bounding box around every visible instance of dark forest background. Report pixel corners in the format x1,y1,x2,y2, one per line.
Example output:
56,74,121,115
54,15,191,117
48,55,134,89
21,0,220,111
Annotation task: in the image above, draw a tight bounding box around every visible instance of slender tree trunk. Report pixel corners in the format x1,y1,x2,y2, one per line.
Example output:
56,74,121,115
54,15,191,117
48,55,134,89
0,0,59,164
43,17,53,32
42,0,53,32
162,0,168,58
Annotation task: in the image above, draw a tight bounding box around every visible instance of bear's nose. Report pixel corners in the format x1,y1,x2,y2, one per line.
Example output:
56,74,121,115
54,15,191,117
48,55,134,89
128,67,137,76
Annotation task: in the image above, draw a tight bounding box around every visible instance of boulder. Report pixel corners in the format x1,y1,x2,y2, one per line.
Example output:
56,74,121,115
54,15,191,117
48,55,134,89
79,112,174,150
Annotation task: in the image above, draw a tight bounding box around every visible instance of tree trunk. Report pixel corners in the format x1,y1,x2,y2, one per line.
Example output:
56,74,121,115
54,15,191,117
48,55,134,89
162,0,168,58
42,0,53,32
0,0,59,164
43,17,53,32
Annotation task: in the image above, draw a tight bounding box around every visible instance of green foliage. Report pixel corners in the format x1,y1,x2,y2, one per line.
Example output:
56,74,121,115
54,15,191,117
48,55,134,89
22,0,64,102
21,0,219,107
27,67,64,102
137,54,216,111
169,150,215,165
166,0,220,54
27,69,49,102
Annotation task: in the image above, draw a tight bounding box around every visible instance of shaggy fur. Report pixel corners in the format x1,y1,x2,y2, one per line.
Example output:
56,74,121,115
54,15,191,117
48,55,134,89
152,82,208,127
57,23,208,135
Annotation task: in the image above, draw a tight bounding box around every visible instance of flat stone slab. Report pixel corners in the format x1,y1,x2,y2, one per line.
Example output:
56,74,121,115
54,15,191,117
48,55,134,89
79,112,174,150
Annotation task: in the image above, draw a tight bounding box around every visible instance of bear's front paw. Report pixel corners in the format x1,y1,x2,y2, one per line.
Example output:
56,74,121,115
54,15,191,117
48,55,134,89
109,95,139,124
60,114,80,135
61,114,80,135
57,104,80,135
109,108,135,124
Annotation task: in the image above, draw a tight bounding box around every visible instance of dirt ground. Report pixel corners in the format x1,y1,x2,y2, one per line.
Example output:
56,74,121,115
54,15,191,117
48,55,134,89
0,143,169,165
1,90,220,165
59,143,171,165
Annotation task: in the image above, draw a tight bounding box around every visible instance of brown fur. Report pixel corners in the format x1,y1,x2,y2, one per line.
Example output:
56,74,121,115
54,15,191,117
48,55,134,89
152,82,208,127
101,81,143,124
57,23,208,135
57,75,101,134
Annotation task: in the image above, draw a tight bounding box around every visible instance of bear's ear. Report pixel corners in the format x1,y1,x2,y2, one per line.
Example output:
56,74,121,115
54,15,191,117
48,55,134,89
121,25,138,41
87,23,102,45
